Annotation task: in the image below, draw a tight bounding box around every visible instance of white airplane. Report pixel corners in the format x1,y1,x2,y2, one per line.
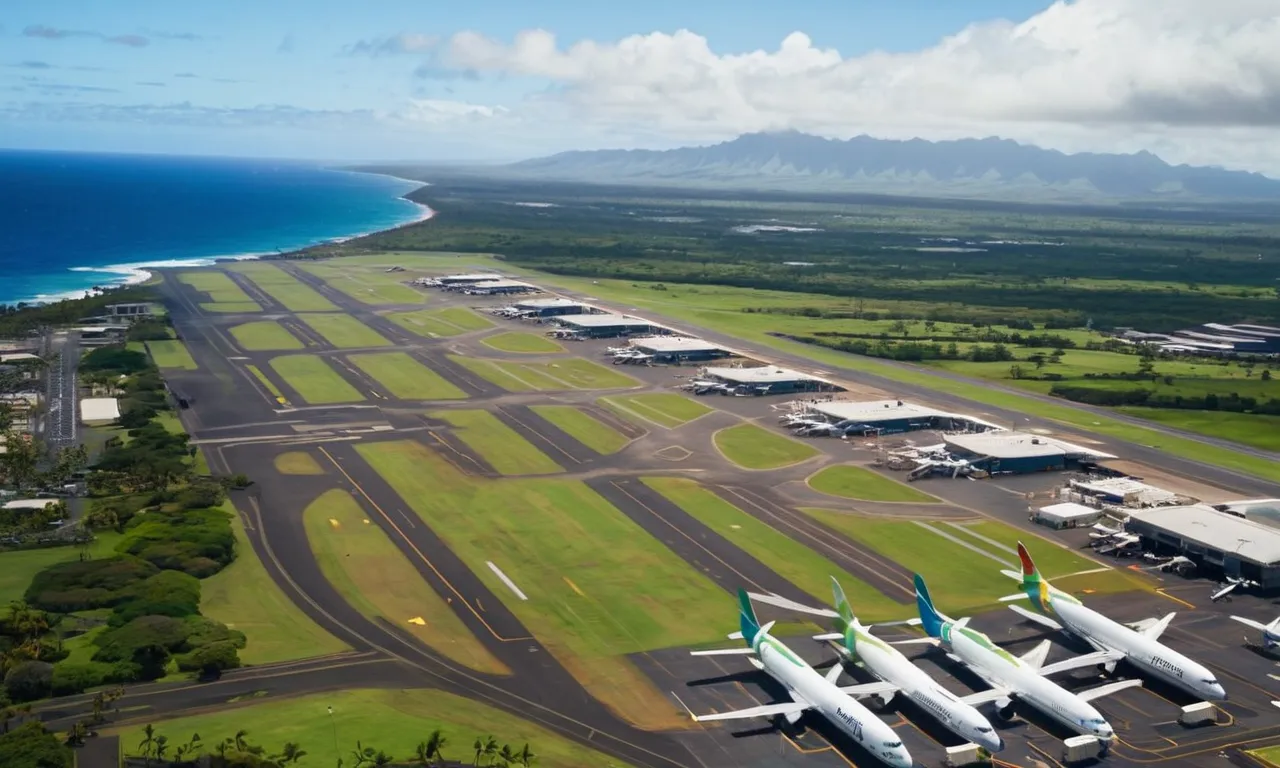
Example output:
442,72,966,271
1001,543,1227,701
1211,576,1260,603
1090,521,1126,538
1095,535,1142,557
753,582,1005,753
1230,615,1280,650
1140,555,1197,576
687,590,913,768
912,575,1139,744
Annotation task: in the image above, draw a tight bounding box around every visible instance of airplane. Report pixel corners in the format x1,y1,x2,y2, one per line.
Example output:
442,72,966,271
1139,554,1197,576
911,574,1138,744
755,580,1005,753
1000,542,1227,701
1095,535,1142,557
1229,615,1280,650
686,590,913,768
1211,576,1260,603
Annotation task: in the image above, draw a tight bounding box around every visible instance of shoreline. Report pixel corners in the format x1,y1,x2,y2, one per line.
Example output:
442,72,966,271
3,171,434,307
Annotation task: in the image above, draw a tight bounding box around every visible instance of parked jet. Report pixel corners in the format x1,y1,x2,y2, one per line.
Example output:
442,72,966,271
1140,554,1196,576
1230,615,1280,650
1211,575,1260,603
1001,543,1227,701
687,590,913,768
911,575,1138,743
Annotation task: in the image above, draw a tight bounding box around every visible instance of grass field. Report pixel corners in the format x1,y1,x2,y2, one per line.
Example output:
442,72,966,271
297,313,392,348
433,410,563,475
274,451,325,475
354,440,730,729
807,464,940,503
349,352,468,400
269,355,364,404
297,261,427,305
1116,407,1280,452
449,356,637,392
387,307,494,337
1250,746,1280,767
642,478,900,619
117,688,637,768
529,406,630,454
230,262,338,311
199,503,348,665
229,320,305,351
145,339,197,370
0,533,121,606
302,488,507,675
714,423,820,470
481,331,565,354
178,271,261,312
800,510,1140,615
598,393,713,428
246,364,287,404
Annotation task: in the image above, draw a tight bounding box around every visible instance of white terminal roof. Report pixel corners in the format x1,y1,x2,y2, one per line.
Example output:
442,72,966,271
706,365,826,384
1070,477,1179,504
437,273,503,282
630,336,724,354
80,397,120,422
3,499,57,511
469,279,534,289
557,314,657,328
1127,505,1280,565
814,399,944,423
0,353,41,363
513,298,587,309
1037,502,1102,522
947,430,1116,460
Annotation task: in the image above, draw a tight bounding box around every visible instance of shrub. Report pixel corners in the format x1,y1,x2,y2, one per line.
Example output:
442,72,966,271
110,570,201,626
80,347,149,375
50,662,115,696
176,640,242,673
0,722,73,768
24,557,159,612
4,661,53,702
92,615,190,663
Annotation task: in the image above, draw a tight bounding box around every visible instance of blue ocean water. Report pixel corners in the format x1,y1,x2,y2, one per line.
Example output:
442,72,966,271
0,150,428,305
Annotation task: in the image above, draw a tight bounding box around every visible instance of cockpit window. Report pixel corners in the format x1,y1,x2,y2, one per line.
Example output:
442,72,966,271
976,727,993,733
884,742,902,748
1200,678,1218,685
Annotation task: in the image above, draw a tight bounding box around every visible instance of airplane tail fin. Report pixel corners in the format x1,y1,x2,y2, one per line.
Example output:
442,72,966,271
737,589,762,645
831,577,857,632
913,574,945,638
1017,542,1052,610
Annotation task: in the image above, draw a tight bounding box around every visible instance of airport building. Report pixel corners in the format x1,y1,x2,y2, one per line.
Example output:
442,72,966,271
554,314,664,339
809,400,996,436
628,336,731,364
1034,502,1105,530
433,273,504,286
944,431,1116,474
510,298,592,318
1069,477,1183,507
1125,504,1280,587
703,365,843,395
463,279,538,295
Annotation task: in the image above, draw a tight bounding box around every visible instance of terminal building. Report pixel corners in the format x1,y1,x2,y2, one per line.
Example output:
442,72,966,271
944,431,1116,474
1125,505,1280,587
463,279,538,296
554,314,665,339
510,298,592,318
703,365,843,396
628,336,731,364
810,400,997,436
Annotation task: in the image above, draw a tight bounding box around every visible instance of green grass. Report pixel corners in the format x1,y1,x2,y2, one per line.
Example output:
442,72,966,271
201,502,349,665
808,464,940,503
530,406,630,454
229,321,305,351
274,451,325,475
481,331,565,354
0,533,122,606
302,488,508,675
598,393,714,428
448,356,637,392
347,352,467,400
297,313,392,348
1249,745,1280,767
178,271,261,312
116,688,637,768
387,307,494,337
433,410,563,475
269,355,364,405
354,440,728,729
643,478,900,619
231,262,338,311
297,262,427,305
1116,407,1280,452
714,423,820,470
145,340,197,370
246,364,287,404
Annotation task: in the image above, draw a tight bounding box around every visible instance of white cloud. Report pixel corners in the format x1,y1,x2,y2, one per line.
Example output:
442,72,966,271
435,0,1280,172
346,33,439,56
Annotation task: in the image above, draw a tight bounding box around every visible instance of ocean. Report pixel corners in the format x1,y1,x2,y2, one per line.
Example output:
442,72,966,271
0,150,428,305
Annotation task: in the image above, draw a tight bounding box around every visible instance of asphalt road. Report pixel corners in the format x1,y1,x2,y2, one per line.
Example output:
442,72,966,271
43,330,79,448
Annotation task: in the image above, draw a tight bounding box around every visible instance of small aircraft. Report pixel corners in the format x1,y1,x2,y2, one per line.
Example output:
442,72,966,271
1211,576,1260,602
1095,534,1142,556
1140,554,1197,576
1229,615,1280,650
1090,521,1127,538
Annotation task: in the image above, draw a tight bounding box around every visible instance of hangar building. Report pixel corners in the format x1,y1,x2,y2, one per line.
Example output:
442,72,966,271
511,298,592,318
1126,504,1280,587
555,314,664,339
465,279,538,296
810,400,998,436
704,365,843,395
629,336,731,364
434,273,504,286
944,431,1116,474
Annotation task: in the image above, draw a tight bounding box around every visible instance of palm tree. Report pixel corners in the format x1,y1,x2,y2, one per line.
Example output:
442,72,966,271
274,741,307,764
473,736,485,766
414,729,446,766
234,729,251,753
138,724,157,767
370,751,395,767
154,735,170,764
350,741,376,767
482,737,499,766
498,744,517,767
517,743,536,767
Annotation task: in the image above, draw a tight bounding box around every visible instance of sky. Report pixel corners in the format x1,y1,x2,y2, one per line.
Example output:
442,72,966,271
2,0,1279,173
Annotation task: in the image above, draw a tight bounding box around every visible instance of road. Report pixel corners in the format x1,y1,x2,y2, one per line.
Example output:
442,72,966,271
43,329,79,448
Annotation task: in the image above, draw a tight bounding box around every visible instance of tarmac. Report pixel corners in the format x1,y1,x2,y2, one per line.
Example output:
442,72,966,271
45,259,1280,768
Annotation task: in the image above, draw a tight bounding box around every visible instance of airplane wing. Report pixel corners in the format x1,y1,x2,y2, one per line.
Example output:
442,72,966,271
1038,650,1124,677
1127,612,1176,641
690,648,757,656
1076,679,1143,702
691,702,811,723
839,681,900,698
746,591,840,618
1018,640,1053,671
1230,616,1269,632
1000,569,1024,582
960,688,1012,706
1009,604,1064,631
1212,582,1240,602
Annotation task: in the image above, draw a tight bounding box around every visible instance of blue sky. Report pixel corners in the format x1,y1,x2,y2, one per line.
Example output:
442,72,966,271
2,0,1276,172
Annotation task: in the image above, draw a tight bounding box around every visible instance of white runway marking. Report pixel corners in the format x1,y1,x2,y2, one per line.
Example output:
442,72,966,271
487,561,528,600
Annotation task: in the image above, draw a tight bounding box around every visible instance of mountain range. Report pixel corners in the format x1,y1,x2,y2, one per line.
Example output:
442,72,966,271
504,132,1280,202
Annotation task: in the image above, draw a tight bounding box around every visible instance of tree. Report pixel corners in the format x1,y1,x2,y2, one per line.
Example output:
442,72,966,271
517,743,536,767
173,732,203,764
415,730,447,766
63,720,87,747
1264,369,1273,381
498,744,517,767
482,737,499,766
138,724,158,767
1008,364,1024,380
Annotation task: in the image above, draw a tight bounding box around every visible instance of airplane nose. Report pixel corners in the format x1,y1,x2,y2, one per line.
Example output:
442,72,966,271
988,735,1006,753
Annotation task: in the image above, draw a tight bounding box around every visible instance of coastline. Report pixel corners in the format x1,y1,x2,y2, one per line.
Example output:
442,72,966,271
4,171,434,307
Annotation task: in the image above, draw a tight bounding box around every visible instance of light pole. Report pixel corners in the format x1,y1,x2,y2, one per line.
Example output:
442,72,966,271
328,705,340,767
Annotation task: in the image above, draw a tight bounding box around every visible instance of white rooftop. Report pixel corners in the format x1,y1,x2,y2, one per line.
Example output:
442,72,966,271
630,336,723,354
469,279,534,289
3,499,57,511
1071,477,1179,504
1127,505,1280,565
706,365,825,384
0,353,41,363
437,273,503,282
947,431,1116,460
513,298,586,309
80,397,120,422
813,399,943,423
557,314,657,328
1037,502,1101,521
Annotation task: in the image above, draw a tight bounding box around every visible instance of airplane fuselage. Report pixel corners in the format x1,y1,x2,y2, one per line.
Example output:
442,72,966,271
1051,599,1225,701
753,633,912,768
